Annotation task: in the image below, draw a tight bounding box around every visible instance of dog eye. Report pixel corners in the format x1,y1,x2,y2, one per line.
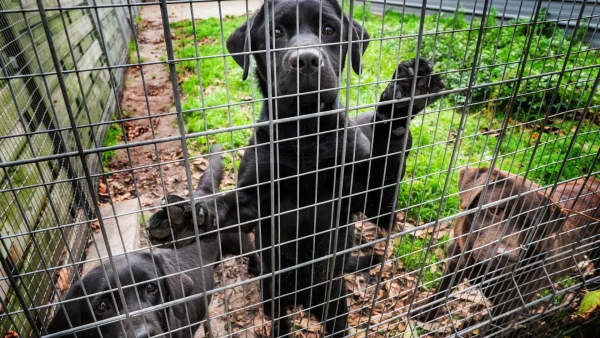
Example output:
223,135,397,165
274,27,284,38
95,301,108,313
323,25,335,35
146,282,158,293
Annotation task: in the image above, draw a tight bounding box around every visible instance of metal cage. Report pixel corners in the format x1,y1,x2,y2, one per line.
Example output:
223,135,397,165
0,0,599,337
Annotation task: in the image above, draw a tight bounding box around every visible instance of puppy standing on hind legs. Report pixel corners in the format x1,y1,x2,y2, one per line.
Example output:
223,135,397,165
148,1,445,336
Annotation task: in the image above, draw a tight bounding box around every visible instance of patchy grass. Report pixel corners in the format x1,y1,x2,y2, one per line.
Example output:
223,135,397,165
129,40,146,64
393,234,450,289
170,4,600,283
171,15,255,165
102,122,122,170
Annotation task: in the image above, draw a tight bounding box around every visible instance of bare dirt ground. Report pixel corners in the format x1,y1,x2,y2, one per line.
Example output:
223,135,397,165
104,5,263,338
103,19,186,207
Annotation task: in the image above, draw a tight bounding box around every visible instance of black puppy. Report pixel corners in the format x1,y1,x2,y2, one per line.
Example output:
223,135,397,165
148,0,445,336
46,150,230,337
46,243,218,338
148,146,263,276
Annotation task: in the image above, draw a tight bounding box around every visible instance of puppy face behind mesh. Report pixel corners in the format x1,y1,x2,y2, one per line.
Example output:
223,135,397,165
456,167,563,270
47,253,199,338
413,168,600,331
226,0,369,113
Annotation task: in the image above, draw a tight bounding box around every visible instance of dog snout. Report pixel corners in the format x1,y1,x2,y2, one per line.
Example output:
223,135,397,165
289,49,322,74
134,328,150,338
492,245,520,266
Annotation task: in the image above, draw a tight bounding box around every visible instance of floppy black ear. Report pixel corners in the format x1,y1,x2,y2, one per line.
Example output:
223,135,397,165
47,280,83,334
159,258,195,319
226,17,254,80
349,18,370,74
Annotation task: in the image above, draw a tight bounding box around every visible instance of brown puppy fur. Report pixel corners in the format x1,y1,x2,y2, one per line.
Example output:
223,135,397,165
413,167,600,335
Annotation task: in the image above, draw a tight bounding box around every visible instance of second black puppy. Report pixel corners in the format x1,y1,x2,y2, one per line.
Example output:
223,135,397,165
149,0,445,336
46,237,218,337
47,150,234,337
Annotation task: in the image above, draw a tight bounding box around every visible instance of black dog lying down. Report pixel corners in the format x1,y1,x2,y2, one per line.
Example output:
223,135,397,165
148,146,263,276
46,152,231,337
413,167,600,334
46,242,217,338
148,0,445,336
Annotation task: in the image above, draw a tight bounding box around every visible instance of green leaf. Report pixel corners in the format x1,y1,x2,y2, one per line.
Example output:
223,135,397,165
578,290,600,319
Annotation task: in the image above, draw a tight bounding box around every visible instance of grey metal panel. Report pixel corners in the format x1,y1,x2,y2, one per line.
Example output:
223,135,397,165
364,0,600,46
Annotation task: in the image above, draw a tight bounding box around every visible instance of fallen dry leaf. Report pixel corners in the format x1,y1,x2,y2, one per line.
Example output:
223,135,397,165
55,268,70,292
396,211,405,222
98,181,107,194
253,316,272,337
140,196,154,207
152,116,161,128
111,181,124,192
114,192,133,202
410,222,450,239
170,151,183,161
192,158,208,170
294,317,322,333
403,321,420,338
452,289,486,305
398,222,415,232
369,261,393,280
355,221,378,243
91,221,100,233
415,319,452,334
4,330,19,338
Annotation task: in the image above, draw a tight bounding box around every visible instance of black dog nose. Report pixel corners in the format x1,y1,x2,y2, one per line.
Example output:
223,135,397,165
289,49,322,74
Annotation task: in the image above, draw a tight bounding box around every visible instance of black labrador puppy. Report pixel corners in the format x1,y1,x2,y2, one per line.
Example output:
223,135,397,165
149,0,445,336
46,243,217,338
46,151,230,337
148,146,263,276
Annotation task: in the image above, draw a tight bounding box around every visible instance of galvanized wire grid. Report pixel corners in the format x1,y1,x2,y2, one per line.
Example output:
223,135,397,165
0,0,599,337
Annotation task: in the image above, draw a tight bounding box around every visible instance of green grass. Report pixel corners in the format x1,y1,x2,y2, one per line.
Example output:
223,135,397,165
135,14,142,28
102,122,122,169
129,40,146,64
170,5,600,280
393,234,450,289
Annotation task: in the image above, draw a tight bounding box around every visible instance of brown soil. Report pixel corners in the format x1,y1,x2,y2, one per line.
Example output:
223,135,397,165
102,16,188,209
104,14,261,338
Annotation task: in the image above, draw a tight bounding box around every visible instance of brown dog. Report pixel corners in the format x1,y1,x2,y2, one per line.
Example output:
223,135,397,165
413,167,600,335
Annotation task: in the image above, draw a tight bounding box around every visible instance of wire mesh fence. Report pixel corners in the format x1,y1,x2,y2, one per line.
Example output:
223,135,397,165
1,0,599,337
